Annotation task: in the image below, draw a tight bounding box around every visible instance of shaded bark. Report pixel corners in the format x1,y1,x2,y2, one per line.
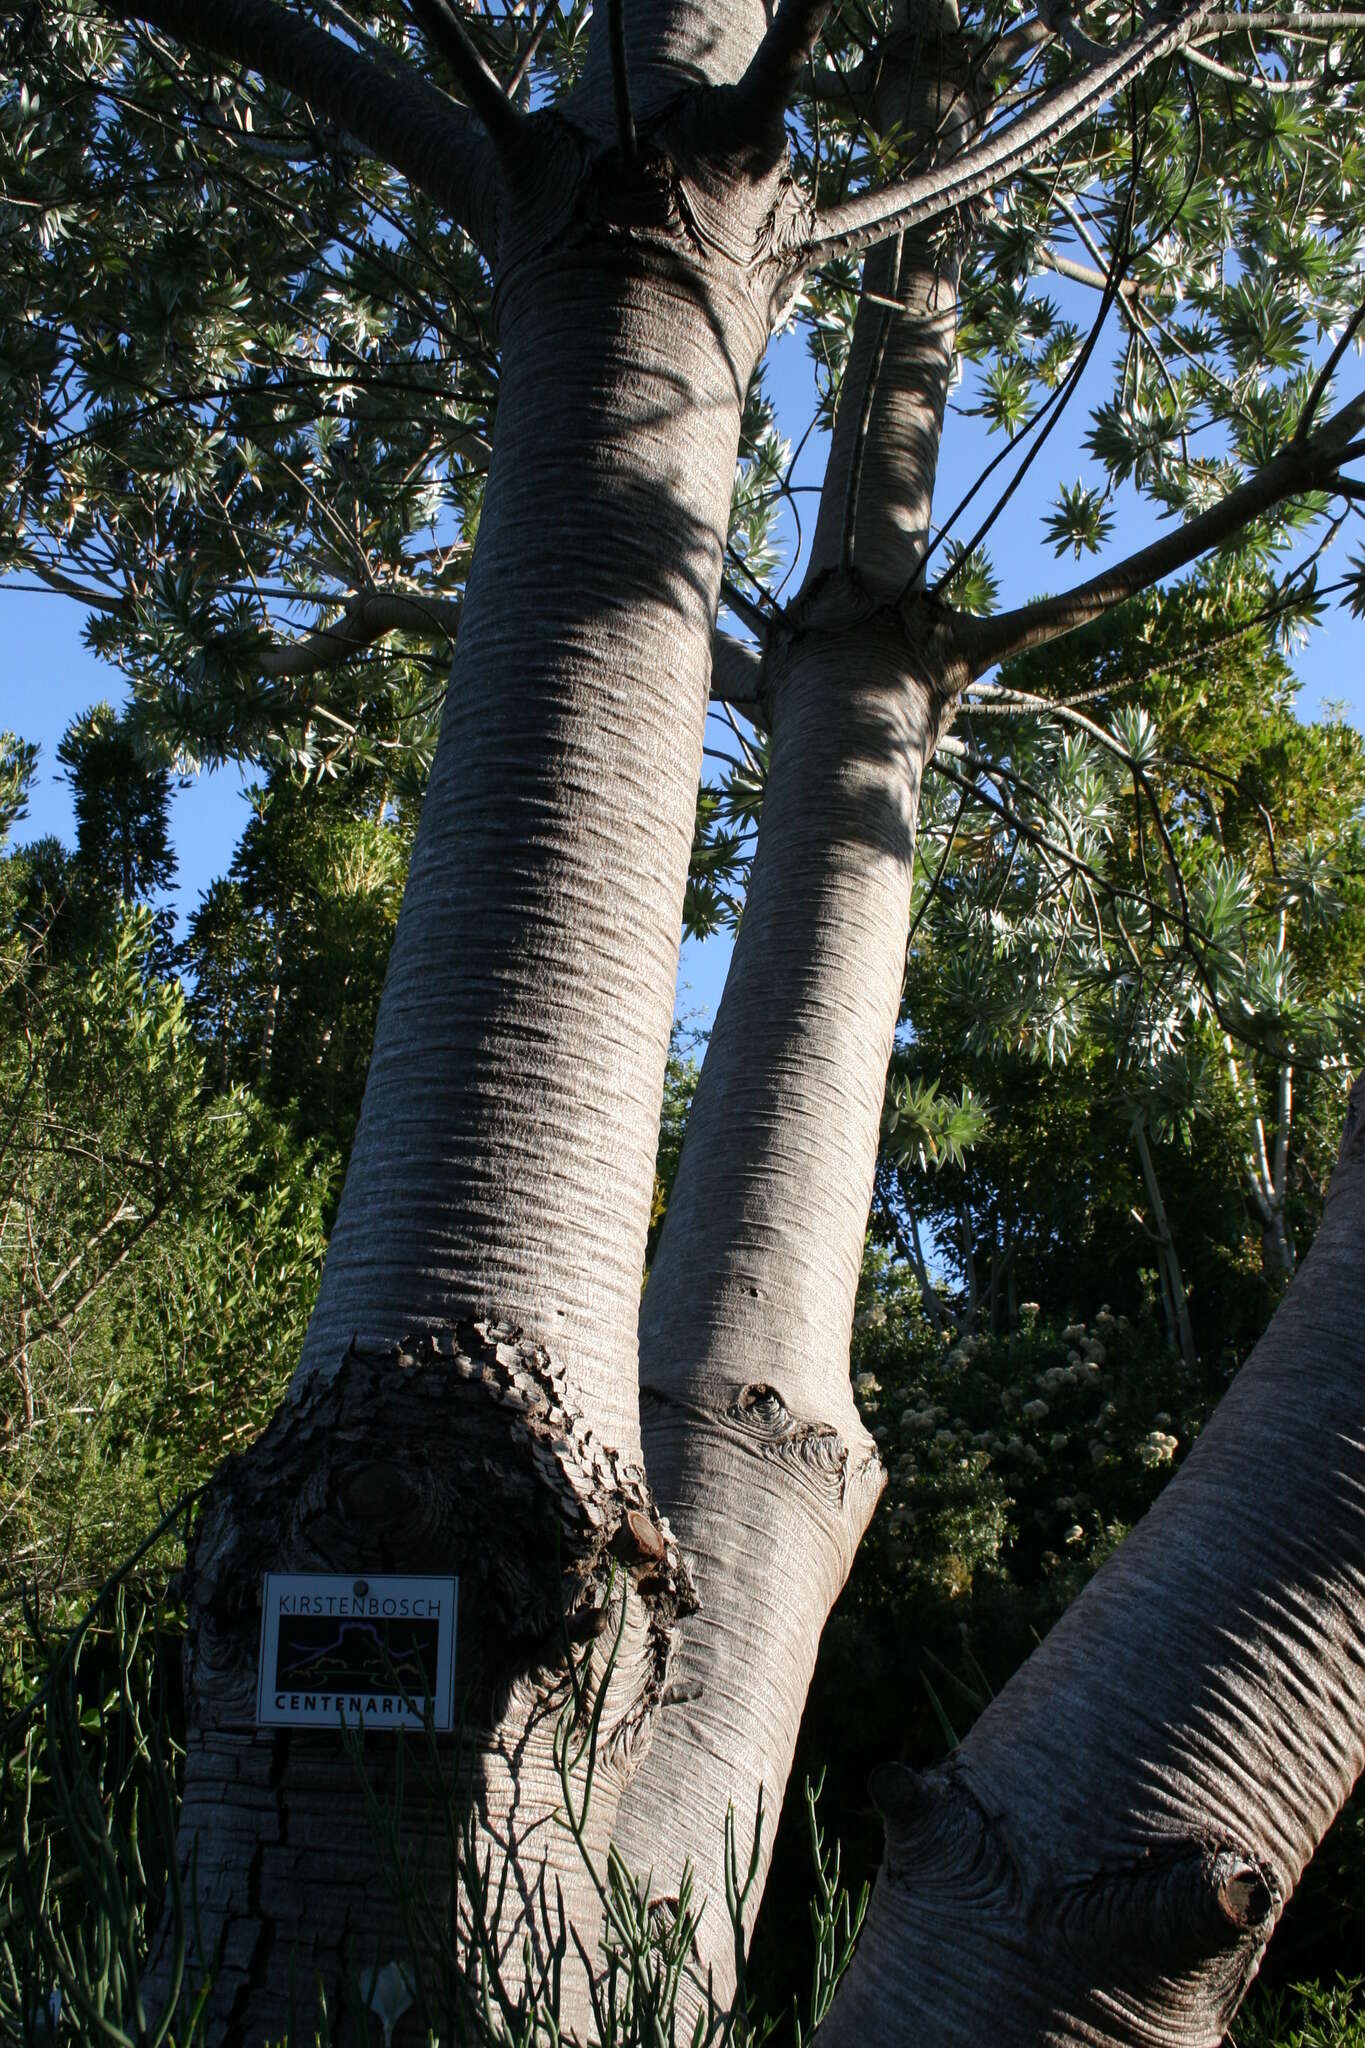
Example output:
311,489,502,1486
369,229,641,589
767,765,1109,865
818,1078,1365,2046
152,95,798,2040
154,1324,692,2040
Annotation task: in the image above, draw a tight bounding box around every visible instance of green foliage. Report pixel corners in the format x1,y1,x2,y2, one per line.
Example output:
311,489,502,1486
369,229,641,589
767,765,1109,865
1043,479,1115,560
882,1078,987,1174
1,0,498,782
183,767,412,1162
1234,1979,1365,2048
845,1267,1200,1663
0,735,331,1625
55,705,174,909
938,545,999,618
892,582,1365,1351
648,1032,701,1267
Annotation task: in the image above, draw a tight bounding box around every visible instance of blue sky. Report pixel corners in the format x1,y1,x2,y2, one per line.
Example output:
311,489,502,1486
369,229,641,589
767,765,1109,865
5,321,1363,1033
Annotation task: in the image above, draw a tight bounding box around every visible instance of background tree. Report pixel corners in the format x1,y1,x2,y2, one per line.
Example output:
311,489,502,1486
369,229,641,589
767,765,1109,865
0,733,331,1617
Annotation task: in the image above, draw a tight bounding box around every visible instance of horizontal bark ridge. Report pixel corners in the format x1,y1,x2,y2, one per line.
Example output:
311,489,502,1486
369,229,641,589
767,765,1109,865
819,1762,1280,2047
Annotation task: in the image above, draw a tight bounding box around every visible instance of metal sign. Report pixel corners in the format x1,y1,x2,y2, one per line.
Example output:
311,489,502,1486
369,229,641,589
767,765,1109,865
256,1572,458,1730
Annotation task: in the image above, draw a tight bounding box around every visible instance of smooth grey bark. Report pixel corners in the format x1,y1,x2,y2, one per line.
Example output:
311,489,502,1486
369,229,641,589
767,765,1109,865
818,1072,1365,2048
611,14,974,1993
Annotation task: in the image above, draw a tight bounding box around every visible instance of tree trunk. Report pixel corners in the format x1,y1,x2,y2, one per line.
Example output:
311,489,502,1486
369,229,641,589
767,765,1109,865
151,115,794,2039
818,1074,1365,2047
612,15,974,1988
1132,1114,1198,1376
100,0,1365,2037
897,1170,952,1332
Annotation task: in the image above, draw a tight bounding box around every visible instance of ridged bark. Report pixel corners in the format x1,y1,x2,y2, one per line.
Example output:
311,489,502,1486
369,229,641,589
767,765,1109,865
613,613,960,1992
817,1075,1365,2047
612,11,974,1989
152,110,797,2041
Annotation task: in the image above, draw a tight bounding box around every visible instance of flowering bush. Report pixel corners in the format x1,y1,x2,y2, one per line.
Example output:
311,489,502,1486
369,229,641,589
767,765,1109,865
842,1256,1206,1668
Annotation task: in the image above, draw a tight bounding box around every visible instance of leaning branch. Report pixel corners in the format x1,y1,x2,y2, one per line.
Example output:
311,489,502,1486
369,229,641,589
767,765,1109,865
728,0,836,140
1040,245,1154,298
260,601,760,707
1197,5,1365,27
708,630,767,714
1033,0,1110,63
959,388,1365,676
804,0,1214,266
106,0,502,248
403,0,526,156
255,589,464,678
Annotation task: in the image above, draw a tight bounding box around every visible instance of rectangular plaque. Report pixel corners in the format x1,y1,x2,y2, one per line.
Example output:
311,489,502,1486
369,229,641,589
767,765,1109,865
256,1572,458,1730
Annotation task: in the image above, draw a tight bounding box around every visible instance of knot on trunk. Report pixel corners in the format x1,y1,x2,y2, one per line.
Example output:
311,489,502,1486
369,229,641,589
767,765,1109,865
865,1762,1281,2044
183,1319,695,1731
727,1380,855,1510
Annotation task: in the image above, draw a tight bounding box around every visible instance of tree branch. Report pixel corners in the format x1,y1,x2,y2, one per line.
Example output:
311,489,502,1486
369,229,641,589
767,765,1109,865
1197,6,1365,29
1040,244,1154,297
259,600,762,706
106,0,503,249
255,589,464,678
990,15,1055,69
708,629,766,713
729,0,836,140
804,0,1214,266
959,388,1365,676
403,0,526,156
1034,0,1110,63
606,0,637,162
